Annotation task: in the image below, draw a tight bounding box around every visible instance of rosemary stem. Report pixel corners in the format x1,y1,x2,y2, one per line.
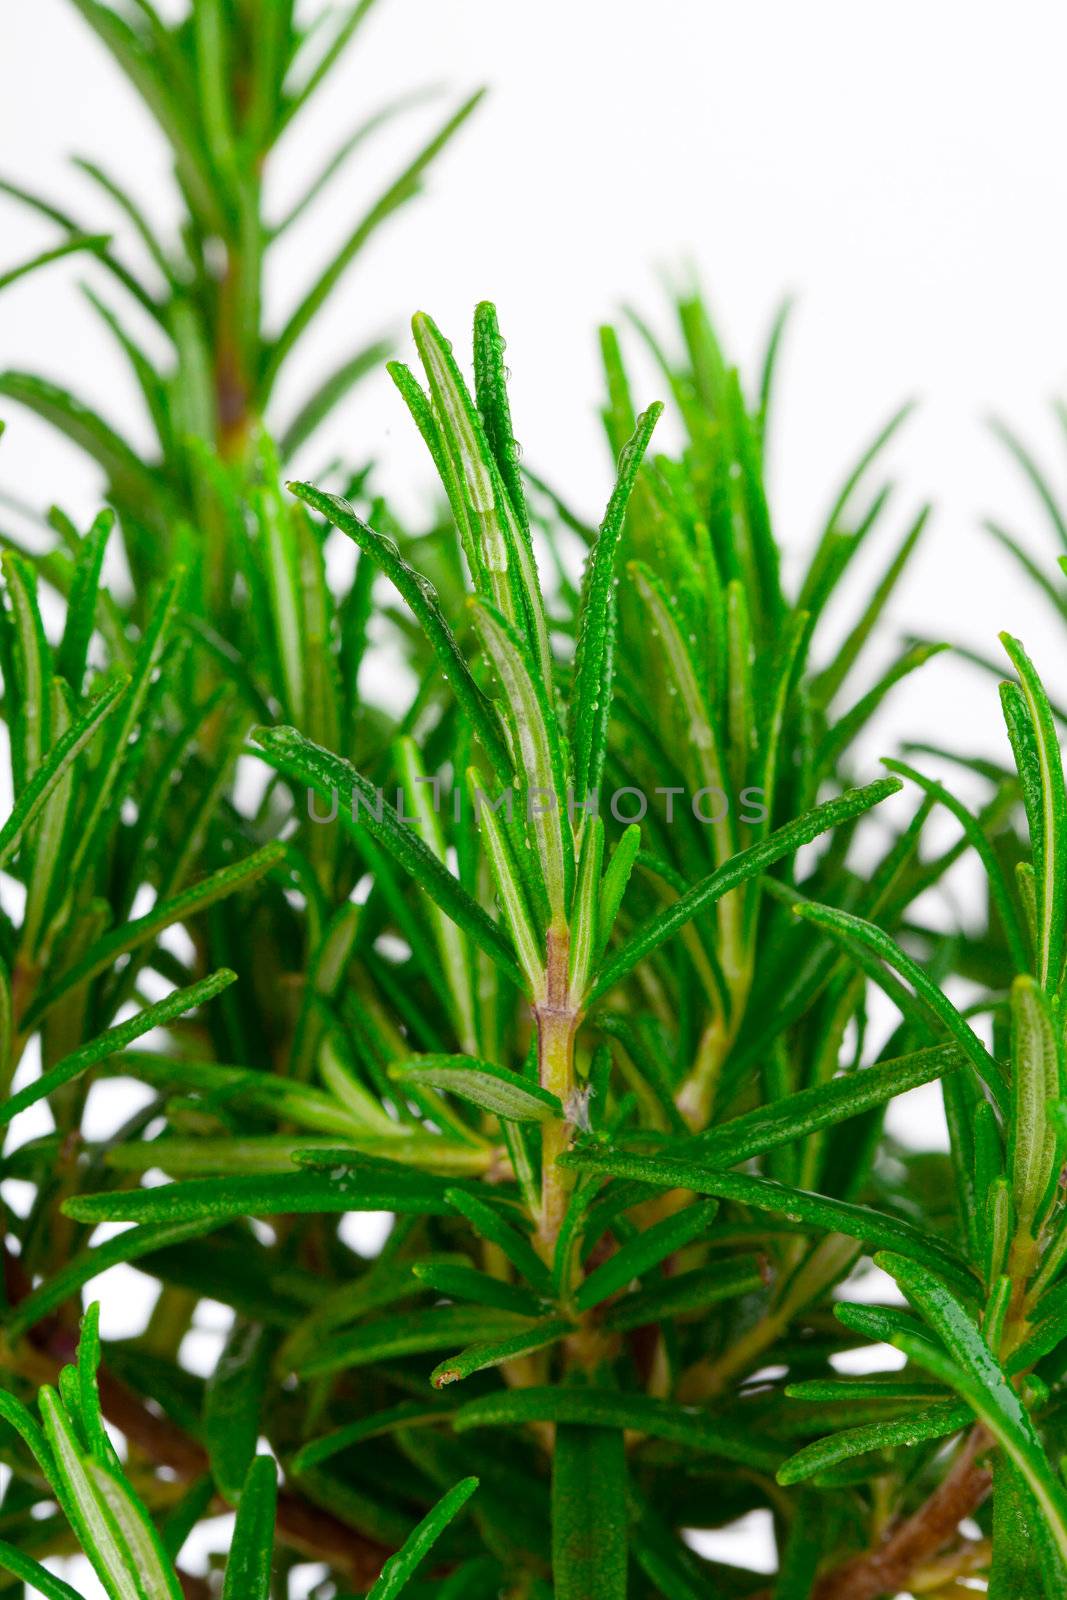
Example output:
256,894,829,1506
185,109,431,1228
536,924,578,1258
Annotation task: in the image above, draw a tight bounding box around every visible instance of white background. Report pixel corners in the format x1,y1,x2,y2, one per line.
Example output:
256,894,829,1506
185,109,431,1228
3,1,1067,1591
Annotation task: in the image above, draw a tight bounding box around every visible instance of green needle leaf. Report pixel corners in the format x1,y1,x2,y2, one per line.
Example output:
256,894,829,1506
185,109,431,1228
884,755,1030,974
812,505,932,707
989,415,1067,553
689,1043,962,1169
280,339,389,458
411,1262,545,1319
0,372,166,522
809,400,916,565
411,308,547,662
599,1259,764,1332
368,1477,478,1600
452,1387,781,1471
473,299,530,532
295,1305,536,1381
430,1315,572,1388
815,641,948,776
444,1187,553,1296
24,844,284,1027
204,1323,273,1503
57,507,115,694
3,551,53,789
393,1055,561,1124
0,1541,86,1600
571,400,662,802
471,599,571,922
553,1420,627,1600
561,1147,975,1294
0,169,161,316
62,1164,458,1227
289,481,509,776
40,1381,180,1600
592,778,901,998
792,901,1007,1103
1,969,237,1130
990,1458,1066,1598
0,674,127,872
5,1219,215,1343
466,763,545,994
1001,631,1067,989
0,232,111,294
597,824,640,957
264,93,484,389
253,725,521,986
574,1198,719,1311
1009,976,1061,1230
881,1250,1067,1565
290,1401,450,1476
222,1456,277,1600
776,1400,970,1485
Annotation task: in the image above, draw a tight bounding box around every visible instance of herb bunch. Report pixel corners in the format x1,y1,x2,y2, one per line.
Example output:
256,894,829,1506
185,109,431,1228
0,296,956,1596
0,4,1064,1598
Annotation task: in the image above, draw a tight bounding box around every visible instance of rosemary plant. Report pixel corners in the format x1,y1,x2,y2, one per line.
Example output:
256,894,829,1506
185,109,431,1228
0,303,975,1597
2,6,1065,1596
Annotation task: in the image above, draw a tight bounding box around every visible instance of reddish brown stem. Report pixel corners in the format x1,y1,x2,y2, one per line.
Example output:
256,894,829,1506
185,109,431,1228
747,1430,992,1600
97,1352,389,1584
802,1428,992,1600
95,1360,391,1585
3,1246,391,1590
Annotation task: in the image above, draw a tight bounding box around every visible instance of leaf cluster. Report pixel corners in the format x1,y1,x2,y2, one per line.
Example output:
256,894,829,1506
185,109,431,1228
1,9,1066,1597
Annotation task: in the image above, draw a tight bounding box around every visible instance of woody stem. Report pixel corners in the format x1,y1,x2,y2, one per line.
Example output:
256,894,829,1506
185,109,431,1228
536,925,578,1258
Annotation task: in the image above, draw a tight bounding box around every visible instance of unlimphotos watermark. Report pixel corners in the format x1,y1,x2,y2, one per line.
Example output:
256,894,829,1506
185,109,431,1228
305,779,768,828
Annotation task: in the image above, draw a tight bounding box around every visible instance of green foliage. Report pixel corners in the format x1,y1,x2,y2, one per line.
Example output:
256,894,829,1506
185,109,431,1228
0,9,1063,1592
0,1307,277,1600
0,0,480,644
0,260,1009,1590
4,291,956,1594
785,635,1067,1594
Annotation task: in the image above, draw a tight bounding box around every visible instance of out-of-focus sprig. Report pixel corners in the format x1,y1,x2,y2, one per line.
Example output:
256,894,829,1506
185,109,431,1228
0,0,480,621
